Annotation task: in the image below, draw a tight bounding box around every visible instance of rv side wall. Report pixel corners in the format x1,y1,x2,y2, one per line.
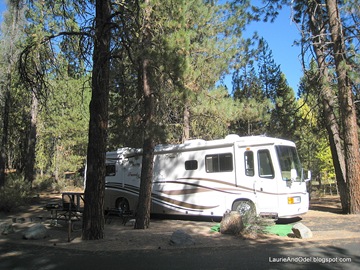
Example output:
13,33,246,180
103,135,309,218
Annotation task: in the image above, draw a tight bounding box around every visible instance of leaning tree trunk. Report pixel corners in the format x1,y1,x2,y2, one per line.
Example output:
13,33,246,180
82,0,111,240
326,0,360,214
308,3,349,212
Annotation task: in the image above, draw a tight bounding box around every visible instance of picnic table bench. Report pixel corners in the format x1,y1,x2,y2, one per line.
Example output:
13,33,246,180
44,192,84,241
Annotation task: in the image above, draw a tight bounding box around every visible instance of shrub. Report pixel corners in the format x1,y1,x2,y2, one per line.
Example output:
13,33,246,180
0,175,32,212
32,173,84,193
32,175,54,191
241,216,274,239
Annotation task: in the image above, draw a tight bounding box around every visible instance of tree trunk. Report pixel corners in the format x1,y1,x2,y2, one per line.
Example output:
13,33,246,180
135,58,155,229
308,3,349,211
326,0,360,214
183,99,190,142
24,91,38,184
135,0,155,229
135,137,155,229
82,0,111,240
0,84,10,187
0,2,20,187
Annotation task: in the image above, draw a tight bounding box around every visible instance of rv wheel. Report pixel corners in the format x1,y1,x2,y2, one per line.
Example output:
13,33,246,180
233,200,256,219
116,198,130,212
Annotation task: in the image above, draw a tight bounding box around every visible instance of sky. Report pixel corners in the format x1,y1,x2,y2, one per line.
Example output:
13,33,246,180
0,1,303,92
243,5,303,92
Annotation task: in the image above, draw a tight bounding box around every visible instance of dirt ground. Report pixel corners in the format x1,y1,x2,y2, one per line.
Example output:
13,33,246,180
1,193,360,252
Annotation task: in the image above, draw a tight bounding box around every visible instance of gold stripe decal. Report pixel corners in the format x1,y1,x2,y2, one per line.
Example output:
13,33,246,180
164,178,306,196
106,182,218,211
152,193,218,210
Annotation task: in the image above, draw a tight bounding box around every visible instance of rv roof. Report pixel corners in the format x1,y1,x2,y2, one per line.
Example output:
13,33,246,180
110,134,295,158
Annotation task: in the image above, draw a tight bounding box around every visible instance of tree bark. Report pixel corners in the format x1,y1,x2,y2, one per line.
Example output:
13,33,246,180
24,91,38,184
135,58,156,229
0,2,20,187
307,2,349,211
82,0,111,240
183,99,190,142
0,83,10,187
326,0,360,214
134,0,155,229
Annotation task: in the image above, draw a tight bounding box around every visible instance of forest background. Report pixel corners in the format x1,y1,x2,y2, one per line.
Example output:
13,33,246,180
0,0,359,238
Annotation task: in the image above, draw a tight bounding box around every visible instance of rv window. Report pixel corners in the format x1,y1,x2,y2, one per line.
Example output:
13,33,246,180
276,145,302,182
258,150,274,178
106,164,116,176
205,153,233,173
185,160,198,170
244,151,254,176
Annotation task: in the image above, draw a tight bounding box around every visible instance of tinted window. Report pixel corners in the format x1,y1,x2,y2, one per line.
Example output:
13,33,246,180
106,164,116,176
185,160,198,170
206,153,233,173
258,150,274,178
244,151,254,176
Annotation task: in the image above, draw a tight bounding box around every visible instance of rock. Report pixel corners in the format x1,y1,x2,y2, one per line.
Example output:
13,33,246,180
125,219,135,226
1,223,15,235
23,224,49,240
292,222,313,239
220,211,244,235
169,230,195,246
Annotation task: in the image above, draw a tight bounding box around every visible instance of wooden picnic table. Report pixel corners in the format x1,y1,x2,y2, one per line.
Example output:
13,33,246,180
45,192,84,242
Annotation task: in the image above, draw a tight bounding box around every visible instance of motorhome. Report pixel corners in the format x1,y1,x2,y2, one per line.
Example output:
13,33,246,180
104,134,310,219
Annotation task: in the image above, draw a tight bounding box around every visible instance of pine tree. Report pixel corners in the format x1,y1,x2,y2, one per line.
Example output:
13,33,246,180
326,0,360,214
36,77,90,178
257,38,281,102
232,60,272,135
0,0,26,186
253,38,297,139
292,0,360,213
268,73,297,139
82,0,111,240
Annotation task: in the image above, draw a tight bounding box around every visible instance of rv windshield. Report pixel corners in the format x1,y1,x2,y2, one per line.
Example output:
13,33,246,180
276,145,302,182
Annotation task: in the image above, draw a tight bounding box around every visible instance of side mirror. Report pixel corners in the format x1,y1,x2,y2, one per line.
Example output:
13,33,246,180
302,168,311,182
290,169,297,181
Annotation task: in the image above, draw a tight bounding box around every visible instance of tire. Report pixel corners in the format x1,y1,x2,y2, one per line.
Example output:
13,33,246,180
116,198,130,213
72,221,82,231
232,200,256,219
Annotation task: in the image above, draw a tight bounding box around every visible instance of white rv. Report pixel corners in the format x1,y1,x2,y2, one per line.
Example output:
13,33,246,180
104,134,310,219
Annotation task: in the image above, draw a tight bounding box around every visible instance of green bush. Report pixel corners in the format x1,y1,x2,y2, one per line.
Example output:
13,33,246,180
32,173,84,193
0,176,32,212
32,175,54,191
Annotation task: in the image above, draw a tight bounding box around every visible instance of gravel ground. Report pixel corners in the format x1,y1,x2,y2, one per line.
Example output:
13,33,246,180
1,194,360,252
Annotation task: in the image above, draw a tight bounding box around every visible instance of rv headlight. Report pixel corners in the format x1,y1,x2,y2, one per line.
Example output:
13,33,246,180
288,196,301,204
